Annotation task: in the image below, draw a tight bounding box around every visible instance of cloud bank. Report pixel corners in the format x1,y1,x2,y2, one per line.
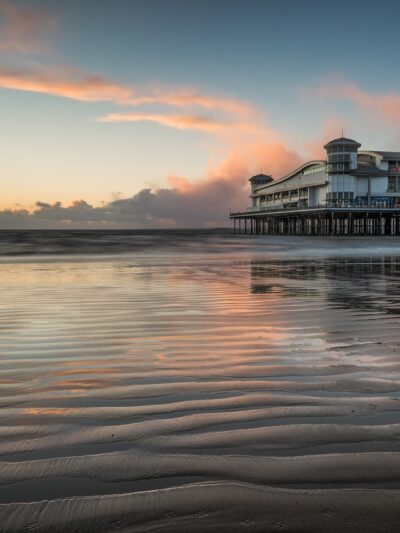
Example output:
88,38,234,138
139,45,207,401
0,140,301,229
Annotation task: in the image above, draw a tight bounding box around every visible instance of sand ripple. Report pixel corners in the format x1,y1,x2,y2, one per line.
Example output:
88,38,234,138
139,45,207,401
0,255,400,531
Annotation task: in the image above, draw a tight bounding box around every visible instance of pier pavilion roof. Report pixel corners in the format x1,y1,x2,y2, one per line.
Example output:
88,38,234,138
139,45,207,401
324,137,361,149
249,173,273,181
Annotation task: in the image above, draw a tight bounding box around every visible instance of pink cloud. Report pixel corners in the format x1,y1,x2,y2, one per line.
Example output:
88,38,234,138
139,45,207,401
208,142,302,183
129,88,256,119
0,0,56,54
97,111,269,140
0,65,134,103
97,112,229,131
317,80,400,124
162,140,302,217
0,64,262,138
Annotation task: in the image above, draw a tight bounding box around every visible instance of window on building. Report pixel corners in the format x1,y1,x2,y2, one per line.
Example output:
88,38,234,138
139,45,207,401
388,176,400,192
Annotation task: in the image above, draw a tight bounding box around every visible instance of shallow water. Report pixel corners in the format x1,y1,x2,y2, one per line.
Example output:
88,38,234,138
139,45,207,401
0,231,400,532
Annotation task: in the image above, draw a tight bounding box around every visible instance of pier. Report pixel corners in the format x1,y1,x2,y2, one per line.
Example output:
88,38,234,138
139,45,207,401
231,137,400,236
230,205,400,236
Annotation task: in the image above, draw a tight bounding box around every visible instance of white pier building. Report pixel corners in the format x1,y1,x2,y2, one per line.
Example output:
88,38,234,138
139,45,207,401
230,137,400,235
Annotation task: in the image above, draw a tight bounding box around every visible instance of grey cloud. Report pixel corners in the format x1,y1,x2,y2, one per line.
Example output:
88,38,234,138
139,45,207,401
0,178,246,229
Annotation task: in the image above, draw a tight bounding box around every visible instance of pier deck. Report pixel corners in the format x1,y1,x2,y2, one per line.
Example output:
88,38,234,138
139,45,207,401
230,206,400,236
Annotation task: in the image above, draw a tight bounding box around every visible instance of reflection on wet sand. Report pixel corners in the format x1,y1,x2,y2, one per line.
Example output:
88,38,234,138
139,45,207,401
0,254,400,531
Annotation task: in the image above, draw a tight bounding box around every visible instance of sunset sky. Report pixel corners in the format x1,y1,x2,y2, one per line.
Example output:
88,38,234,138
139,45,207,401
1,0,400,228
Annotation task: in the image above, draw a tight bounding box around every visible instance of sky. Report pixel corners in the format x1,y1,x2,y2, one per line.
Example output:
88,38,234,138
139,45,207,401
1,0,400,228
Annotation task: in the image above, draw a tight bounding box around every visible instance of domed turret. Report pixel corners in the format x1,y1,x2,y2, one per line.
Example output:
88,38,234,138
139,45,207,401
249,173,273,195
324,137,361,173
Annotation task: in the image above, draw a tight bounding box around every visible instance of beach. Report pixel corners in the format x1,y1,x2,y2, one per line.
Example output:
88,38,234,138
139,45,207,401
0,230,399,532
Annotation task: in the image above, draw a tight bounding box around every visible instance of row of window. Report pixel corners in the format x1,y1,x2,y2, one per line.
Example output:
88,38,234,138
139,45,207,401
259,189,309,202
328,154,351,163
327,192,355,201
326,163,351,172
326,145,357,154
327,200,396,208
261,188,400,204
302,166,326,175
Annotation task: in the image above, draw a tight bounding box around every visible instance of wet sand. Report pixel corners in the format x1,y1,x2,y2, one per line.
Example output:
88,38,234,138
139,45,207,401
0,235,400,531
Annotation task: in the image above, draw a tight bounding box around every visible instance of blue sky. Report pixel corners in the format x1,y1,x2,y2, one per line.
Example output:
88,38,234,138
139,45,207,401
1,0,400,227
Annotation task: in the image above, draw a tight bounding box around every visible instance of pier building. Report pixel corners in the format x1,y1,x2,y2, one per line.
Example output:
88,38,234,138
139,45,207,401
230,137,400,235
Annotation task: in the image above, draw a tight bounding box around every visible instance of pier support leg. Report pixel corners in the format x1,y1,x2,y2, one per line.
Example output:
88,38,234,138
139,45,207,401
385,215,392,236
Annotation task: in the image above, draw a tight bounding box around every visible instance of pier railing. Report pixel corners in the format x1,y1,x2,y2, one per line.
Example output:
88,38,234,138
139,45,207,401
230,203,400,216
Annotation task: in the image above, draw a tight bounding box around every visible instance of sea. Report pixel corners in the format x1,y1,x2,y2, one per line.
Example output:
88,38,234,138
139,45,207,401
0,229,400,532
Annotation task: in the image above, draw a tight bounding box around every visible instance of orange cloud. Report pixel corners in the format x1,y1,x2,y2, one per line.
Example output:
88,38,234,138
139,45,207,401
0,65,135,103
207,141,302,185
98,112,229,131
317,80,400,124
129,88,256,118
0,0,56,54
163,140,302,215
0,64,262,137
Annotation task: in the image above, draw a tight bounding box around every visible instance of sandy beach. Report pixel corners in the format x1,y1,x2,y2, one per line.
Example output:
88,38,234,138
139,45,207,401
0,231,399,531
